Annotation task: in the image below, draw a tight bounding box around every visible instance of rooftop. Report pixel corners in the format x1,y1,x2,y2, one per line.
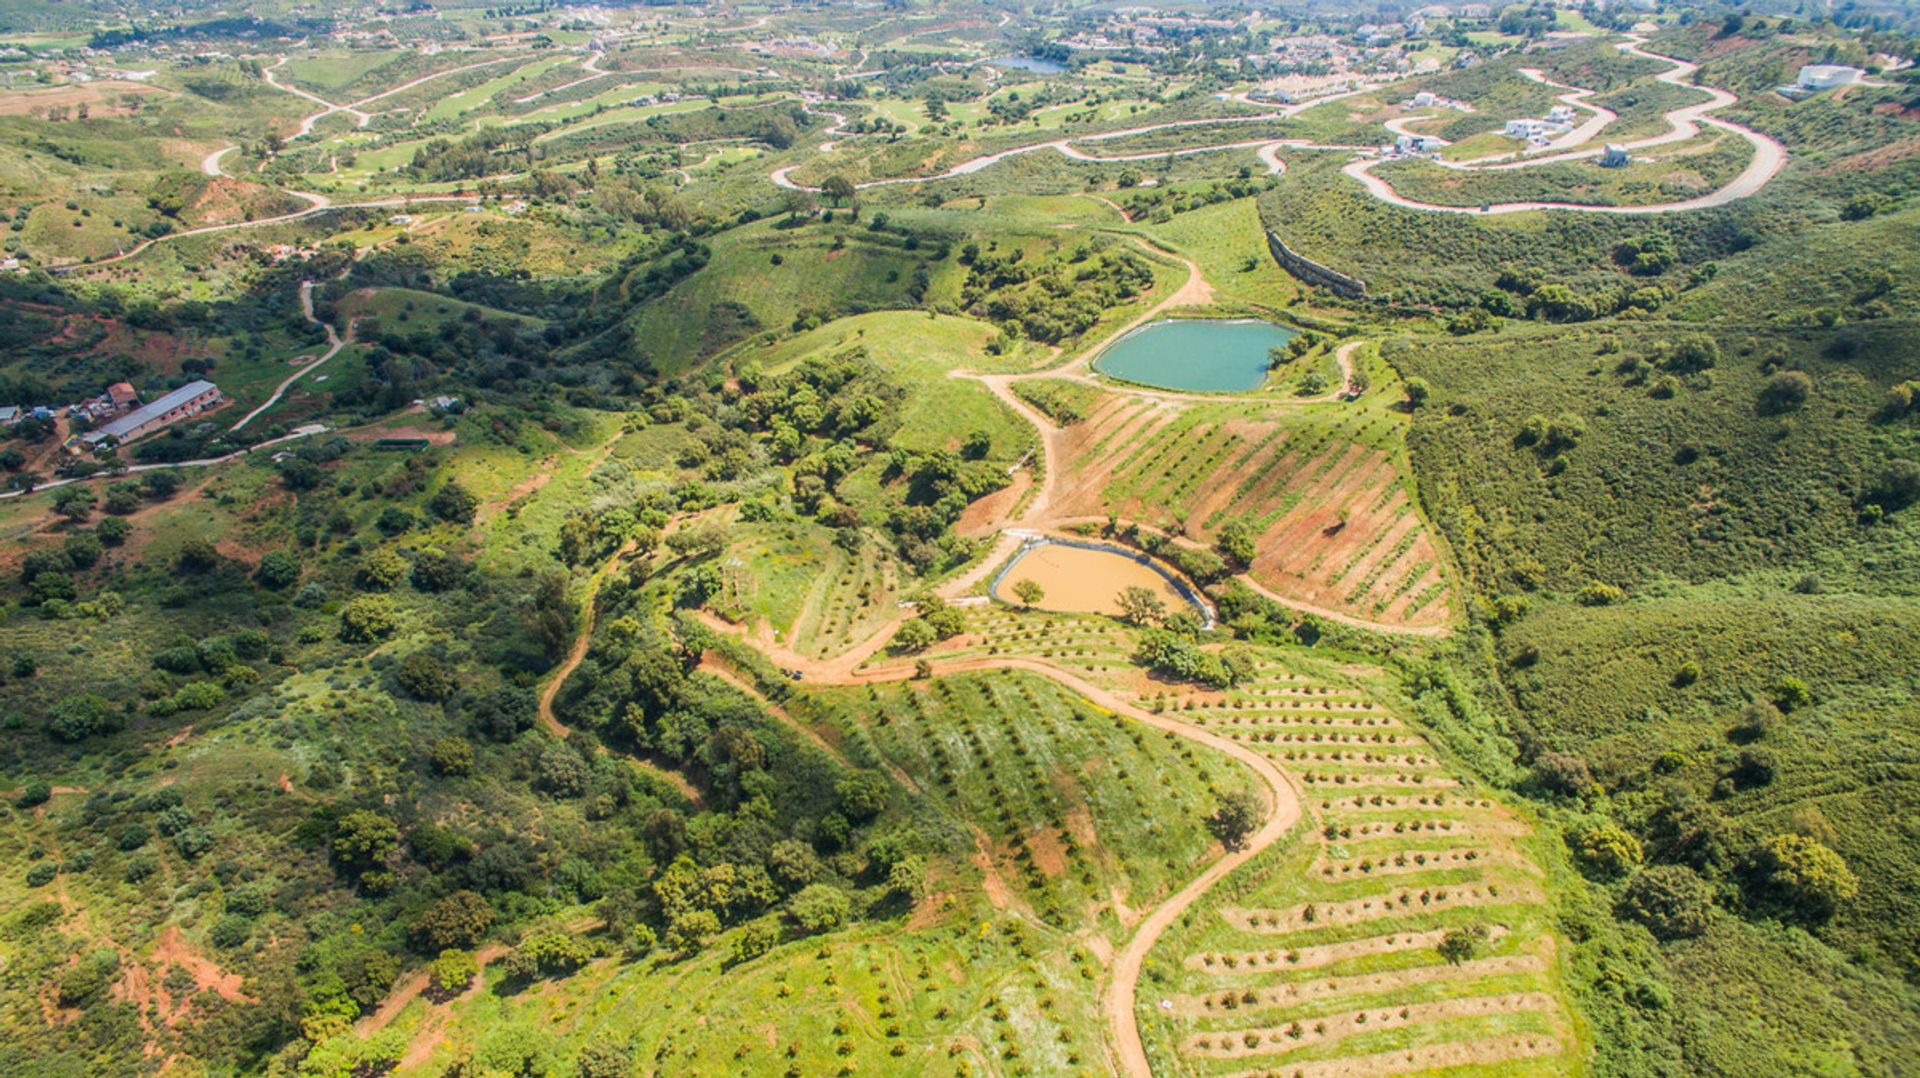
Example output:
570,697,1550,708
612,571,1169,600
82,379,218,444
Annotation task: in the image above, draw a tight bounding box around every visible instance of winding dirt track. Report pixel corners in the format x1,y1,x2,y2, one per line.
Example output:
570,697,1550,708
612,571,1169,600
692,631,1304,1078
229,276,353,431
536,540,707,807
1346,34,1787,215
772,33,1782,216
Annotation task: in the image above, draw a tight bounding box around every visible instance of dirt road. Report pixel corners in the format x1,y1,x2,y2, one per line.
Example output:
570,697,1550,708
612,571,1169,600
694,628,1305,1078
1346,34,1786,215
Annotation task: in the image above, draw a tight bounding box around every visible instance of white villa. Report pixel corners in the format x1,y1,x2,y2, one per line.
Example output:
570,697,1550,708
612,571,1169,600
1797,64,1864,89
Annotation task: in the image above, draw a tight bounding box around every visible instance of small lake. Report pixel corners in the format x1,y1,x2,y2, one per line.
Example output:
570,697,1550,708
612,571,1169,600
1093,319,1299,393
991,539,1215,626
988,55,1068,74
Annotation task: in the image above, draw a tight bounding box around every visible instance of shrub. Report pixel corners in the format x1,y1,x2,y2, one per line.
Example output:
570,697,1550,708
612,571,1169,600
1867,460,1920,511
428,736,475,776
729,920,780,965
1533,752,1595,797
47,693,120,741
208,913,251,949
1731,747,1776,787
1758,370,1813,414
339,595,399,642
790,884,852,933
1748,833,1859,918
503,931,592,979
429,481,478,524
1573,823,1644,877
891,617,936,652
355,549,407,591
1208,789,1263,851
1437,924,1487,964
835,769,890,821
1576,582,1624,606
1619,865,1714,939
1771,676,1812,712
255,550,301,589
395,653,454,701
428,949,478,997
413,890,495,952
25,861,56,887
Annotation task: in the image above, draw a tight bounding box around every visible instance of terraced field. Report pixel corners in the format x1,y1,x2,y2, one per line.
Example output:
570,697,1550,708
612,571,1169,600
720,525,907,660
1136,659,1576,1077
812,671,1248,938
1053,394,1453,630
865,606,1141,682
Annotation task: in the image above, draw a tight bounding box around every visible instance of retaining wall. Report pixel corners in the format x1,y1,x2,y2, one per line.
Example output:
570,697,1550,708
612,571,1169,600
1266,231,1369,299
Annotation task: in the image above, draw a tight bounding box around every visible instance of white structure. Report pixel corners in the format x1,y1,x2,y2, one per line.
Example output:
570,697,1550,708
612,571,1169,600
1393,133,1446,155
1600,143,1629,167
1797,64,1863,89
1545,104,1575,125
1412,90,1437,107
80,380,221,448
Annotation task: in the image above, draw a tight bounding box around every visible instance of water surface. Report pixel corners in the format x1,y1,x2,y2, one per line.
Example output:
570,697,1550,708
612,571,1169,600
1093,319,1298,392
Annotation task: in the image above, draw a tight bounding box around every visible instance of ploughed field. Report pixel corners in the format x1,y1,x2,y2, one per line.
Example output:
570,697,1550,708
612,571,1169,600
1050,391,1453,631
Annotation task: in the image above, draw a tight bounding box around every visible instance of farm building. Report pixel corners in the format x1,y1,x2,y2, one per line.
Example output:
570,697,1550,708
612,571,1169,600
1600,144,1629,167
80,380,221,449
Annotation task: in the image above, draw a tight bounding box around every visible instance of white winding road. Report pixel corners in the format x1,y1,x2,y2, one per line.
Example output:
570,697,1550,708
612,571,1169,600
1345,35,1787,215
772,34,1784,216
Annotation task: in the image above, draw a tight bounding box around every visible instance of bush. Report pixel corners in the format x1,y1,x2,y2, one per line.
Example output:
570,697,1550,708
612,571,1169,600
429,481,478,524
339,595,399,642
395,653,455,701
1748,833,1859,918
835,769,890,821
1573,822,1644,877
355,549,407,591
428,736,475,776
789,884,851,933
25,861,56,887
503,931,592,980
208,913,251,949
413,890,495,952
1867,460,1920,511
428,949,478,997
1533,751,1595,797
1619,865,1714,939
47,693,120,741
728,920,781,965
255,550,301,589
1576,582,1624,606
1208,789,1263,851
1758,370,1813,414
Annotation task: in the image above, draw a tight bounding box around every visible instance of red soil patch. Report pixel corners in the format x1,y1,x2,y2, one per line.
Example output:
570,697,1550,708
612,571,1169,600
1026,826,1069,877
971,827,1015,909
955,469,1030,537
152,925,254,1005
344,425,456,445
